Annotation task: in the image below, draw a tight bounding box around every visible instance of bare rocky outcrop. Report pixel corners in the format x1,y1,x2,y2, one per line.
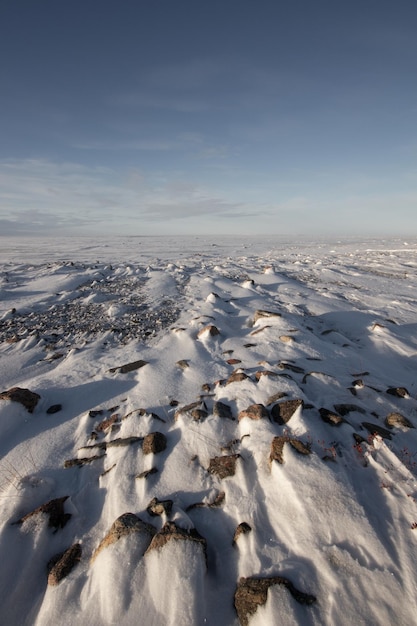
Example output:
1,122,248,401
269,436,311,465
385,412,414,429
142,431,167,454
271,399,303,424
91,513,155,563
0,387,40,413
238,404,269,421
48,543,82,586
14,496,71,530
145,521,207,563
234,576,316,625
208,454,240,479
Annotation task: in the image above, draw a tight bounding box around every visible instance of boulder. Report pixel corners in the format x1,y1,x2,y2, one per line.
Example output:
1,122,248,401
208,454,240,479
48,544,82,586
238,404,269,421
271,399,303,424
91,513,155,562
0,387,40,413
142,432,167,455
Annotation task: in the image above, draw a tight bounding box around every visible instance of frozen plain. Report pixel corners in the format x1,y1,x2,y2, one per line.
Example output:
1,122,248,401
0,235,417,625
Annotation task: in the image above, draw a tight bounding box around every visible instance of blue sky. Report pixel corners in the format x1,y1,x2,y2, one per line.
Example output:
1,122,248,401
1,0,416,236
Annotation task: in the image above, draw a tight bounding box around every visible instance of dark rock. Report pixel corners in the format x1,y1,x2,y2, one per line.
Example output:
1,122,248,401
96,414,119,432
89,409,104,418
319,408,345,426
385,412,414,429
197,324,220,338
208,454,240,479
386,387,410,398
226,371,250,385
227,358,242,365
46,404,62,414
145,521,207,563
234,576,316,625
136,467,158,479
238,404,269,421
15,496,71,530
271,399,303,424
269,436,311,465
91,513,156,562
109,360,148,374
266,392,288,405
278,362,305,374
64,454,106,468
142,432,167,455
175,401,206,420
362,422,392,440
190,408,208,421
213,401,234,420
253,310,281,323
334,403,366,416
0,387,40,413
146,497,173,517
233,522,252,545
47,543,82,586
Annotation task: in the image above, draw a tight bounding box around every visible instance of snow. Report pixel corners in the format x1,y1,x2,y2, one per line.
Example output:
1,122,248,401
1,235,417,625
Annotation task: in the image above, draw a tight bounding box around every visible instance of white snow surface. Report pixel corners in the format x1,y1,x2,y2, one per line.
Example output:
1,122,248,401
1,235,417,625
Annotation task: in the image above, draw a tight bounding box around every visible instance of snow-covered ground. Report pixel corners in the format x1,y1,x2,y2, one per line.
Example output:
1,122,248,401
1,235,417,625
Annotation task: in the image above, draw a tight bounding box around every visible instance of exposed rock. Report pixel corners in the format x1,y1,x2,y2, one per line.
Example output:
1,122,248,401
201,383,211,393
0,387,40,413
385,412,414,429
253,310,281,323
175,400,206,420
142,432,167,455
271,399,303,424
48,543,82,586
266,392,288,405
46,404,62,415
15,496,71,530
136,467,158,479
213,401,234,420
386,387,410,398
234,576,316,625
278,362,305,374
96,413,119,432
81,436,143,451
227,358,242,365
251,325,272,336
279,335,295,343
243,343,257,348
146,497,173,517
208,454,240,479
186,491,226,511
233,522,252,545
190,408,208,421
255,370,279,381
197,324,220,338
334,403,366,416
176,359,190,369
362,422,392,440
269,436,311,465
238,404,269,421
226,371,250,385
89,409,104,418
109,359,148,374
319,408,345,426
64,454,106,468
145,521,207,563
91,513,156,562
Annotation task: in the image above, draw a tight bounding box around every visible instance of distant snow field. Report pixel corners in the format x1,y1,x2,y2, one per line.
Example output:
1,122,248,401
1,235,417,625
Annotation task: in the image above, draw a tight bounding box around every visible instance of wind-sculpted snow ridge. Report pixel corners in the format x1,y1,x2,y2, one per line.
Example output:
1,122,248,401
0,236,417,625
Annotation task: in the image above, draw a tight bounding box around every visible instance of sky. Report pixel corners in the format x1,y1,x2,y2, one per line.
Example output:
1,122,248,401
0,0,416,237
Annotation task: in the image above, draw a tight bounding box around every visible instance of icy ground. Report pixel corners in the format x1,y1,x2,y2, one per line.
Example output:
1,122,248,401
1,235,417,625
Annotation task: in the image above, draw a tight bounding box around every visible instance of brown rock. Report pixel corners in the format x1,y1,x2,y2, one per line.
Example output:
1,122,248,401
255,370,279,381
174,400,206,420
15,496,71,530
197,324,220,338
233,522,252,545
136,467,158,479
253,310,281,323
176,359,190,369
208,454,240,479
213,401,234,420
385,412,414,429
145,521,207,563
142,432,167,455
0,387,40,413
47,544,82,586
238,404,269,421
266,392,288,405
96,413,119,433
226,371,250,385
146,497,173,517
227,358,242,365
319,408,345,426
109,360,148,374
271,399,303,424
269,436,311,465
386,387,410,398
234,576,316,625
91,513,155,562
